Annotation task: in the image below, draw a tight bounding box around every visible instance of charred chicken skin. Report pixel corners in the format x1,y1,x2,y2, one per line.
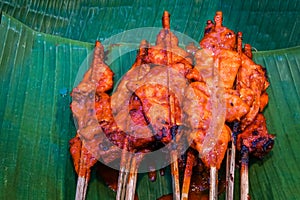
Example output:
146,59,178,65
237,113,275,159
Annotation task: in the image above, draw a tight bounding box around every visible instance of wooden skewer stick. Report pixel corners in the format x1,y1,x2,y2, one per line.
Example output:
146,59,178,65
74,143,88,200
75,149,88,200
181,150,195,200
169,98,180,200
226,135,236,200
125,152,144,200
240,148,249,200
171,152,180,200
125,156,138,200
74,144,98,200
75,176,88,200
131,157,140,200
225,32,243,200
116,138,131,200
117,150,142,200
116,171,124,200
163,9,180,200
116,163,127,200
210,166,218,200
74,145,98,200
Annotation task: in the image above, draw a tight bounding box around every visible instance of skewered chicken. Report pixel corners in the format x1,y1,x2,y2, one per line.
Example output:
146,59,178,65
182,11,274,200
70,41,113,177
184,11,246,171
110,11,194,200
69,10,275,200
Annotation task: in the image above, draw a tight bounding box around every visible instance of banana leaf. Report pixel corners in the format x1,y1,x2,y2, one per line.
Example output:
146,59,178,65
1,0,300,51
0,2,300,200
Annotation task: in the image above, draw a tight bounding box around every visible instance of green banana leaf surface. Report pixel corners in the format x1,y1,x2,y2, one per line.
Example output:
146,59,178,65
0,1,300,199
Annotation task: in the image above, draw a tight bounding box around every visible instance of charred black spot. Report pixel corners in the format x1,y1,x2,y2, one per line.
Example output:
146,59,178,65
228,121,241,144
263,138,274,152
240,145,249,164
261,67,269,81
252,130,259,136
251,137,264,148
162,127,168,137
171,125,179,139
226,32,233,37
205,28,213,34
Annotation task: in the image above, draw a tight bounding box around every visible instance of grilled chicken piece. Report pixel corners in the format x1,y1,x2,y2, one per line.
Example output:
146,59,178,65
133,84,182,144
195,42,241,89
183,82,231,169
200,11,236,52
190,127,231,170
111,41,151,114
237,54,270,129
112,23,193,114
223,89,250,122
237,113,275,159
95,91,155,153
69,135,98,180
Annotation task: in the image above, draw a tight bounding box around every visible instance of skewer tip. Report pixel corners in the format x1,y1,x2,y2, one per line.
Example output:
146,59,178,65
162,11,171,29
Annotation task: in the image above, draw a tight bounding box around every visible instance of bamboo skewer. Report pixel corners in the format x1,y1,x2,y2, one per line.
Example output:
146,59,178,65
168,100,180,200
171,152,180,200
240,148,249,200
125,156,138,200
125,152,145,200
225,140,236,200
168,92,180,200
181,151,195,200
75,176,88,200
225,32,243,200
119,157,132,200
237,31,251,200
75,150,89,200
162,10,181,200
226,125,239,200
116,154,140,200
116,138,130,200
210,166,218,200
116,138,142,200
116,169,125,200
116,155,132,200
226,148,230,197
